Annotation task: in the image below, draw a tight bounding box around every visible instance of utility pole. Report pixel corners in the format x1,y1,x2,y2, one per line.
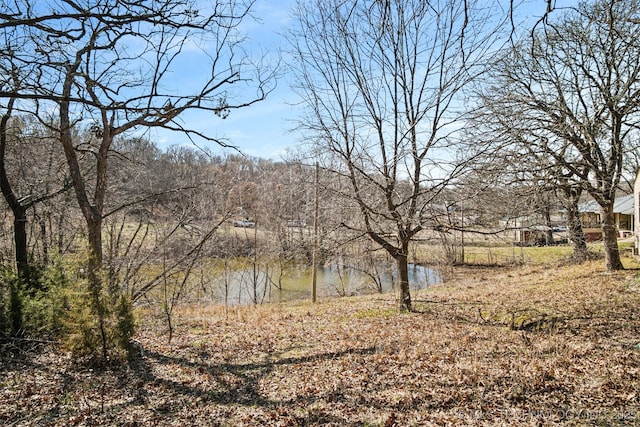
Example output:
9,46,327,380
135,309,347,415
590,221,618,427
311,162,319,303
460,197,465,264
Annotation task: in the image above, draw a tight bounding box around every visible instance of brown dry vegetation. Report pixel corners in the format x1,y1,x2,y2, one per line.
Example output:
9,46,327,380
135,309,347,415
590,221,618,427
2,257,640,426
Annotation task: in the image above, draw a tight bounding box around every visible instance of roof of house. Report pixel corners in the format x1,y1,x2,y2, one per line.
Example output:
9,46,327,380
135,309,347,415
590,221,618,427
579,194,635,215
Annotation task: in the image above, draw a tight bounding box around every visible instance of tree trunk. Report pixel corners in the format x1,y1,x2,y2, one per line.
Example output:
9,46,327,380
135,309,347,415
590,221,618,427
543,206,554,246
87,215,103,267
396,252,411,312
0,104,32,285
600,202,624,271
40,216,49,265
60,70,110,360
13,206,29,282
566,203,588,262
86,214,108,361
0,108,27,334
562,187,588,263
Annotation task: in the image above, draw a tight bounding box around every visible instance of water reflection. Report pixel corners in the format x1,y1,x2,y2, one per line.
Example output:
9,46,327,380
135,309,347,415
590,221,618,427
208,262,440,306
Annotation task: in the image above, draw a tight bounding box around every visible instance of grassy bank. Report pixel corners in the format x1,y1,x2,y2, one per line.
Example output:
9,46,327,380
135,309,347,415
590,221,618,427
2,255,640,425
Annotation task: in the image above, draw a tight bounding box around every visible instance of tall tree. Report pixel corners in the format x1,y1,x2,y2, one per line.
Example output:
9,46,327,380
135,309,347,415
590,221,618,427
0,100,71,277
0,0,273,357
287,0,508,310
479,0,640,271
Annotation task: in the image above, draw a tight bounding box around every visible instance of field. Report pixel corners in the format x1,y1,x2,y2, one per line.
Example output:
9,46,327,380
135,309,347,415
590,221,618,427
2,248,640,426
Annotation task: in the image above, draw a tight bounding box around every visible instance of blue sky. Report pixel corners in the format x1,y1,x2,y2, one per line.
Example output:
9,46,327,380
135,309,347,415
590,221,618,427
150,0,299,160
148,0,574,160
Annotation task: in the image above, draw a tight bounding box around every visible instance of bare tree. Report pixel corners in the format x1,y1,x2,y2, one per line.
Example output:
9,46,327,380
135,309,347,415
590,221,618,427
0,92,71,290
478,0,640,271
287,0,508,310
0,0,274,358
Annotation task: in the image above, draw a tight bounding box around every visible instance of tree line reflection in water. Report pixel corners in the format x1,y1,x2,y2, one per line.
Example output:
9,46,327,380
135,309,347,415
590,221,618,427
208,260,440,306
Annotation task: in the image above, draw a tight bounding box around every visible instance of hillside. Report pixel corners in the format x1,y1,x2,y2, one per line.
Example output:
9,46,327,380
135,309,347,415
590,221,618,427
2,258,640,426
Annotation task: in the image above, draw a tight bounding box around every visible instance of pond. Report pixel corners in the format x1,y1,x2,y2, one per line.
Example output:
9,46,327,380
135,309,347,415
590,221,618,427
207,261,441,306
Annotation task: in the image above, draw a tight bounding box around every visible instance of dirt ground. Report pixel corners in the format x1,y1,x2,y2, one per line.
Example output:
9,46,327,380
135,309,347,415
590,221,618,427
2,260,640,426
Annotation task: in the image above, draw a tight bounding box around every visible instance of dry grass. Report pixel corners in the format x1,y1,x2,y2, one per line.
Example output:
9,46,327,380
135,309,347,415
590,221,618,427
2,258,640,426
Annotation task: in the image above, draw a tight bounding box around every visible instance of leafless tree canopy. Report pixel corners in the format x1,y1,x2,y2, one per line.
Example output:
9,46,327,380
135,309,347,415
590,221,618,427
476,0,640,271
0,0,275,137
287,0,510,310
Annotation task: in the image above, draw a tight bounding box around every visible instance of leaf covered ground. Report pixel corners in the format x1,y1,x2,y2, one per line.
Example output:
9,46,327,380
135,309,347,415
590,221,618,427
2,260,640,426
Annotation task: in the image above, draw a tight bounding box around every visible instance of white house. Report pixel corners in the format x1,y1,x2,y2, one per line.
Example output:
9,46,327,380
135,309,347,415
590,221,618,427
580,194,635,239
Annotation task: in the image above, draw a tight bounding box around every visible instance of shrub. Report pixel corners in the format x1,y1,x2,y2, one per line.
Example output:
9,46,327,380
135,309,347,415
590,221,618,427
60,274,137,363
0,267,21,336
0,257,136,364
20,259,71,337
